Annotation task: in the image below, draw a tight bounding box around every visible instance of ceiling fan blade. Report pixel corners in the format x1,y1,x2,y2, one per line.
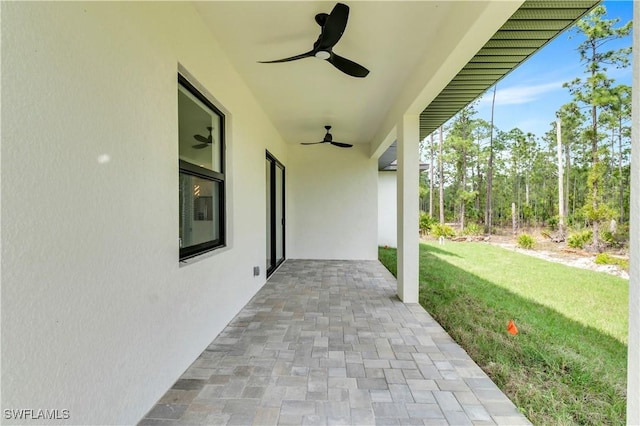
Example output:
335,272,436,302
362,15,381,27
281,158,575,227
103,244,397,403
193,143,210,149
301,141,325,145
327,53,369,78
318,3,349,50
330,141,353,148
314,12,329,26
193,134,211,144
259,50,315,64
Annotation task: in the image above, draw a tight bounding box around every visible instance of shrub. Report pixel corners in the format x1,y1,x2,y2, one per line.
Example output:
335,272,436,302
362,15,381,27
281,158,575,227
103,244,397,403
600,230,616,246
616,223,629,241
419,212,434,235
431,223,456,238
567,230,593,249
463,223,482,236
594,253,612,265
595,253,629,270
517,233,535,249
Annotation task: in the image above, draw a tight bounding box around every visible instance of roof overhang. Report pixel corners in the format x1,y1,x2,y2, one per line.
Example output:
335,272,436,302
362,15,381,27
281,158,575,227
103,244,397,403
420,0,599,140
379,0,599,170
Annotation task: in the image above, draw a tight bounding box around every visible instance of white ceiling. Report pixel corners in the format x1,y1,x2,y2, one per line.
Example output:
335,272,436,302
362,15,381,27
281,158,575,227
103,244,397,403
194,1,521,149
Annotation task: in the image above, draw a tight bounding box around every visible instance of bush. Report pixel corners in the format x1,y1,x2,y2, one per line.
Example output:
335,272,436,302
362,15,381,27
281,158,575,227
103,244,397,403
419,212,434,235
600,230,616,246
616,223,629,241
517,233,535,249
567,230,593,249
463,223,482,236
595,253,629,270
431,223,456,238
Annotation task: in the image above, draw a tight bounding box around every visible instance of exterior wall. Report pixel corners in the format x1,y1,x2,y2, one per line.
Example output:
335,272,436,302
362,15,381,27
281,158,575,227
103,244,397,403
378,171,398,247
1,2,288,424
288,144,378,260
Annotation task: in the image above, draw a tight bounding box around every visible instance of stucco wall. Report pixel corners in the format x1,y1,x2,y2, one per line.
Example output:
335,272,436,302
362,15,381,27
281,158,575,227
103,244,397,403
378,171,398,248
1,2,288,424
288,144,378,260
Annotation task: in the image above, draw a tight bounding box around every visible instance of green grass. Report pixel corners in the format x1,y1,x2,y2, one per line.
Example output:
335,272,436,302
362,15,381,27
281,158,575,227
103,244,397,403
379,242,628,425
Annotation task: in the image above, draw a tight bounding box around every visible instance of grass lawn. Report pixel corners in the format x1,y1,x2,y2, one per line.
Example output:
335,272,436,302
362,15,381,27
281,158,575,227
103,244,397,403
379,241,628,425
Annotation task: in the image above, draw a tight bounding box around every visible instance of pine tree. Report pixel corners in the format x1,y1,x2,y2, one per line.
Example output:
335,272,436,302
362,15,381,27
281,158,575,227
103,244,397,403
562,5,631,251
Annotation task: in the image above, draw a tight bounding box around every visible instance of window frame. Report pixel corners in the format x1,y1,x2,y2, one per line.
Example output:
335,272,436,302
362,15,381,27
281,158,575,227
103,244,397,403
178,74,226,261
266,151,286,277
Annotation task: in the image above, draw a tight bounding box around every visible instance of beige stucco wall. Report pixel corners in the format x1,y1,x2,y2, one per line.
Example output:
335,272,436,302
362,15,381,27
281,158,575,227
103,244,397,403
288,144,378,260
378,171,398,248
0,2,385,423
1,2,288,424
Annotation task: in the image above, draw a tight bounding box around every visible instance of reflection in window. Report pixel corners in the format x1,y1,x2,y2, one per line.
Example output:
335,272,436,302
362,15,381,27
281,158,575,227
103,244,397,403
179,174,221,249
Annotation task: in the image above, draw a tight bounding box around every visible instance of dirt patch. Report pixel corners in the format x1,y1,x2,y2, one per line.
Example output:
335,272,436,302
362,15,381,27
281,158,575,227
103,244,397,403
490,241,628,279
471,234,629,279
422,232,629,279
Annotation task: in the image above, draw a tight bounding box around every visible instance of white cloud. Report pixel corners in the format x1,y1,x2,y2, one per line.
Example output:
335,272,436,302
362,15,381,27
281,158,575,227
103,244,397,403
478,81,565,106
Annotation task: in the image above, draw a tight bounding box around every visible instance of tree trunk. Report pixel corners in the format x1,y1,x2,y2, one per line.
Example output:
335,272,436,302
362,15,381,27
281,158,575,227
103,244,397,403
573,176,577,220
429,133,434,218
557,120,565,237
565,138,571,220
512,202,517,236
484,85,496,234
609,127,616,207
439,126,444,224
460,150,466,232
592,191,600,250
618,115,624,223
589,43,601,250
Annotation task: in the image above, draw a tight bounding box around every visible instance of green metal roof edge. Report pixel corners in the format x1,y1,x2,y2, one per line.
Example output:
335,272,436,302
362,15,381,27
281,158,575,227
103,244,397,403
418,0,600,140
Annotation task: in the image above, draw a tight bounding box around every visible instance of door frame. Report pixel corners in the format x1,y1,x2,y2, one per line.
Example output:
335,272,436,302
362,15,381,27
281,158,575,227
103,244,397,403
266,151,285,277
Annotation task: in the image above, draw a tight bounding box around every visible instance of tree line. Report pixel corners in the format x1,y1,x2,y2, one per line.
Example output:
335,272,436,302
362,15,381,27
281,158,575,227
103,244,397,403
420,5,632,251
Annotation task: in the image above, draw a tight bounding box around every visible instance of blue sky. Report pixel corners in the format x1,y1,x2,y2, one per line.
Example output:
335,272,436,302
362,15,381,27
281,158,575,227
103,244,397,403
473,0,634,139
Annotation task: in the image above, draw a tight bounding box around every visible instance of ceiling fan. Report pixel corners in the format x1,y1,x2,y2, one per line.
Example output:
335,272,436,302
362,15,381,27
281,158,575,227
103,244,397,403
302,126,353,148
259,3,369,78
193,126,212,149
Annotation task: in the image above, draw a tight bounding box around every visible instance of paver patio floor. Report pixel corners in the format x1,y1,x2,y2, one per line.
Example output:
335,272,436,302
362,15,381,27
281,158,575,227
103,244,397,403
140,259,530,425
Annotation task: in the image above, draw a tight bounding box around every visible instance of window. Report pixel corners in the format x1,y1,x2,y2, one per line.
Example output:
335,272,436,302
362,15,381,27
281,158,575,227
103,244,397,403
178,74,225,260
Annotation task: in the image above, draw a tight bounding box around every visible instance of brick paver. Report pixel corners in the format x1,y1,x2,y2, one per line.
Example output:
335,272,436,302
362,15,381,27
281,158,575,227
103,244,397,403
140,260,530,425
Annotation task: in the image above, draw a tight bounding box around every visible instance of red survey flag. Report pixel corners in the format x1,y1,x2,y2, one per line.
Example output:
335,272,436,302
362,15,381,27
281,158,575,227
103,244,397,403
507,319,519,335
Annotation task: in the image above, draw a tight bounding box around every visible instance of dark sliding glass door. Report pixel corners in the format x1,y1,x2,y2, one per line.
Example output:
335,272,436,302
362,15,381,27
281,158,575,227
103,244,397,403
266,152,285,276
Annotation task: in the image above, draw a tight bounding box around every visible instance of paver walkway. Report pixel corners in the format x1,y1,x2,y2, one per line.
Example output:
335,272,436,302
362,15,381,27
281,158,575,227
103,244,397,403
140,260,530,425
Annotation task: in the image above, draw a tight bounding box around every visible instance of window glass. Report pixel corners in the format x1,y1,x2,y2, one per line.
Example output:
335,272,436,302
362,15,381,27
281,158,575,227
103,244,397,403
266,158,272,268
178,86,222,173
179,174,220,248
178,75,225,260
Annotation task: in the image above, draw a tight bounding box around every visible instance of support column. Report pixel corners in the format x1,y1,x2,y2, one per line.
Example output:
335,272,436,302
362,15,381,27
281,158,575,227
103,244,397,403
627,2,639,423
396,114,420,303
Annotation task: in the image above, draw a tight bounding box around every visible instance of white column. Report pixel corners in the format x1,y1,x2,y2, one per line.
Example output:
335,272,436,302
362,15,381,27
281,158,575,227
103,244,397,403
396,114,420,303
627,2,639,423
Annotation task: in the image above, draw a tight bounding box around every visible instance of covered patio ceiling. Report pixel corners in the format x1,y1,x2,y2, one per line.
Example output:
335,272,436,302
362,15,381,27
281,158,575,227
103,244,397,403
196,1,598,167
